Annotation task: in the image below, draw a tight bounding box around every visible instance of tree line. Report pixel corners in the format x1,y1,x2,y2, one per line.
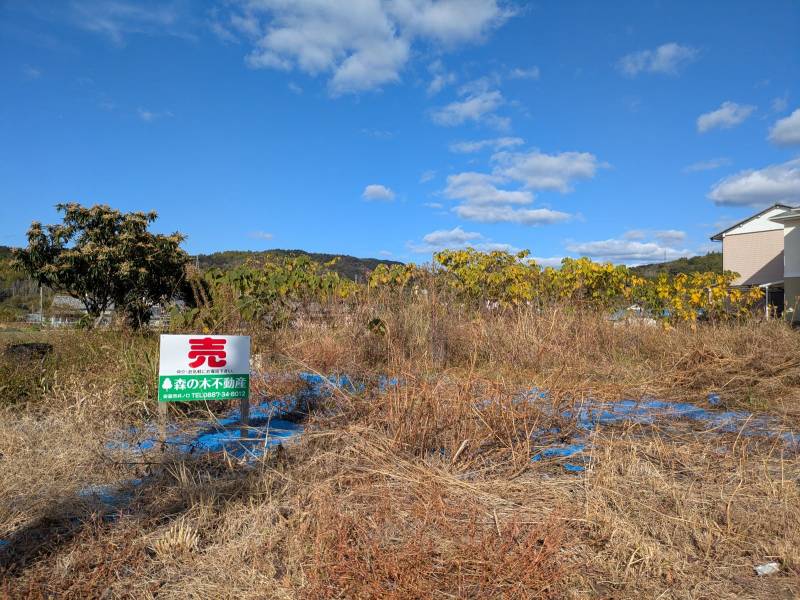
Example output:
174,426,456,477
11,203,760,330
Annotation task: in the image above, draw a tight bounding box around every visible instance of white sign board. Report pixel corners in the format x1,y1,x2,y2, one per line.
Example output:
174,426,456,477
158,334,250,403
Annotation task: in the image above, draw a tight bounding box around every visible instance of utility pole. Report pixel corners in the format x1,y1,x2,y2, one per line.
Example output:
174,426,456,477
39,286,43,324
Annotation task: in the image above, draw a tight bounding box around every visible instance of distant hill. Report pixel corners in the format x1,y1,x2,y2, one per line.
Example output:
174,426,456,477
196,249,403,281
631,252,722,278
2,245,400,282
0,246,400,318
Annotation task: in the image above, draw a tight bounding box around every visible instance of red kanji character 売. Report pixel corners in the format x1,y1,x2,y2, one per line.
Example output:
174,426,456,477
188,337,227,368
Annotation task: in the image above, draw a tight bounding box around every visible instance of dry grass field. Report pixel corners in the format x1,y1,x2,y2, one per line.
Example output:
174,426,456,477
1,300,799,598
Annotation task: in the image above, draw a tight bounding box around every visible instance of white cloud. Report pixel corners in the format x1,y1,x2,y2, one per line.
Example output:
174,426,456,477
70,0,184,45
228,12,261,38
362,184,396,201
287,82,303,94
408,226,482,252
475,242,520,252
509,66,539,79
453,204,571,225
442,171,570,226
682,157,731,173
768,108,800,146
708,158,800,207
492,149,605,192
457,75,500,96
566,238,691,264
449,136,524,153
444,172,532,205
249,230,274,240
419,169,436,183
532,256,563,268
408,226,518,253
431,89,506,127
427,59,456,95
378,249,393,257
622,229,687,248
240,1,407,95
617,42,698,77
428,72,456,95
486,115,511,131
428,74,449,94
387,0,512,44
329,40,409,95
654,229,687,247
421,226,481,245
23,65,41,79
223,0,509,95
623,229,646,241
209,12,240,43
438,147,602,226
772,94,789,113
361,128,394,139
697,101,756,133
137,108,173,122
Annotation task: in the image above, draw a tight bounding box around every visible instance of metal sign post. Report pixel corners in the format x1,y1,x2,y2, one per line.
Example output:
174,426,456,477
157,334,251,443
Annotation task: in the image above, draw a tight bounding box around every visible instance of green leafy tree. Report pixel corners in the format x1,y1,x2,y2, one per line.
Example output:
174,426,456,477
15,203,188,328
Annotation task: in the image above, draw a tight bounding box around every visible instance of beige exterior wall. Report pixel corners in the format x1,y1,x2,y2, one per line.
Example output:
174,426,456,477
722,229,784,285
781,223,800,322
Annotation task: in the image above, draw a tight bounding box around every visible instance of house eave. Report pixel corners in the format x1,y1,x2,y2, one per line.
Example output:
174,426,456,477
769,212,800,224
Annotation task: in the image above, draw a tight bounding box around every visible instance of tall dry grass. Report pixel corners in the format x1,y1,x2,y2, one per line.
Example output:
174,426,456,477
1,299,799,598
279,294,800,417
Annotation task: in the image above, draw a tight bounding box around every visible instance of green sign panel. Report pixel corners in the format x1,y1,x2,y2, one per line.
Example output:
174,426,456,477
158,374,250,402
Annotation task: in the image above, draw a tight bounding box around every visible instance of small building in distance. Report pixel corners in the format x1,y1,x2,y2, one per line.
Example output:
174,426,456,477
48,294,174,327
50,294,91,326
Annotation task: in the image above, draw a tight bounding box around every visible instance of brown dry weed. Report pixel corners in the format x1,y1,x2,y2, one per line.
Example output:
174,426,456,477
1,304,799,598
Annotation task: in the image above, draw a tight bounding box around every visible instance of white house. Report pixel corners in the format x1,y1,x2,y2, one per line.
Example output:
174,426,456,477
710,203,800,320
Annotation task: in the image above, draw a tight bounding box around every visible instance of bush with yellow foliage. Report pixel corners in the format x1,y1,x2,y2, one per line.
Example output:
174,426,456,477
367,248,763,323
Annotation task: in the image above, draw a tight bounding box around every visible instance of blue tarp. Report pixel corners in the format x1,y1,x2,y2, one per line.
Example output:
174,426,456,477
12,374,793,556
107,372,356,460
530,394,799,472
107,374,800,478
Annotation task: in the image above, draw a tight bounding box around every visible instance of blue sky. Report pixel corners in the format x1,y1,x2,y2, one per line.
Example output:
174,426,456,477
1,0,799,265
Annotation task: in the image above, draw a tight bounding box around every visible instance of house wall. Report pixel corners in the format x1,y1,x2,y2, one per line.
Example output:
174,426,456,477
721,229,784,285
783,223,800,278
782,223,800,322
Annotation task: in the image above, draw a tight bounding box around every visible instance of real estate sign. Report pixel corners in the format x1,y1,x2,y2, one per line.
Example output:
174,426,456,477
158,334,250,403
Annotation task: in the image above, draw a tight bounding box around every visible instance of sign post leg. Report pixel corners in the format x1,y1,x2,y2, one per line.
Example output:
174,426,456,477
240,396,249,439
158,401,168,448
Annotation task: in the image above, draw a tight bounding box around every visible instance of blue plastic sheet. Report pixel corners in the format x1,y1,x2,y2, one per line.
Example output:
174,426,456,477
107,372,355,460
530,393,798,473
